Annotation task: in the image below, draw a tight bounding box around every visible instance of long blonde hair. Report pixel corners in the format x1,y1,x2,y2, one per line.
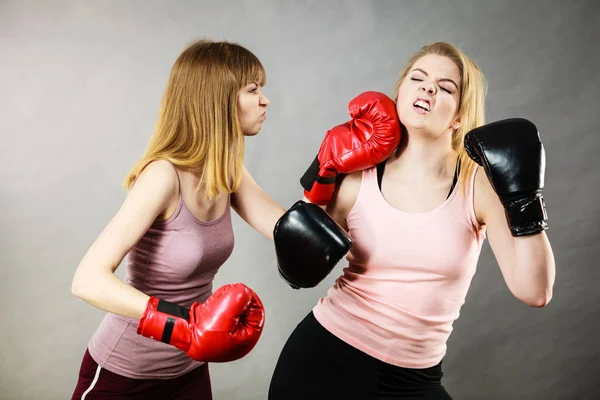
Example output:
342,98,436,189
123,39,267,198
392,42,487,196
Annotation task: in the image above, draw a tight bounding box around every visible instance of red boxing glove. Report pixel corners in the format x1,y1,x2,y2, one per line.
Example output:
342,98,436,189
137,283,265,363
300,91,402,205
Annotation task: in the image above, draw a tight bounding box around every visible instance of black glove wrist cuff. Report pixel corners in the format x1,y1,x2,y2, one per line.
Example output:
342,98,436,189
505,193,548,237
300,156,338,193
157,299,190,320
300,155,320,191
154,299,190,344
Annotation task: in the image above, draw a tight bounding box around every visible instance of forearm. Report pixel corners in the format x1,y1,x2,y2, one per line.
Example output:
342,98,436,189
510,231,555,307
258,202,286,240
72,268,150,319
231,167,287,240
467,118,554,307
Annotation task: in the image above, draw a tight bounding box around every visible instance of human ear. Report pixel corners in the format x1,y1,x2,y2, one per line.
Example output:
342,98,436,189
451,116,461,130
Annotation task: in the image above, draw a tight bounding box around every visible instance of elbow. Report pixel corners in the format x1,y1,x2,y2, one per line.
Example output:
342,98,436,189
71,275,86,300
71,270,96,302
509,259,555,308
524,295,552,308
516,289,553,308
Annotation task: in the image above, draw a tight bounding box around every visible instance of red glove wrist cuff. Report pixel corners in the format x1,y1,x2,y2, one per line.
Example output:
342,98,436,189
137,297,192,352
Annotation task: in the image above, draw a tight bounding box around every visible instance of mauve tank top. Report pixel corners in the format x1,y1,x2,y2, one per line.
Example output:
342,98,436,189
87,165,235,379
313,165,486,369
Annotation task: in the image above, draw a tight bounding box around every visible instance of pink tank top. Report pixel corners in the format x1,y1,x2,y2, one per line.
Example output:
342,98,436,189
313,165,486,369
87,167,235,379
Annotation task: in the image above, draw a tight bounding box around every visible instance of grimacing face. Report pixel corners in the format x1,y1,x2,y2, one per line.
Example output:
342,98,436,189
396,54,462,138
238,82,270,136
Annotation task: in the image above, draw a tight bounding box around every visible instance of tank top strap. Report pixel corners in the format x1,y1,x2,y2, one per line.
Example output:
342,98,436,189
375,158,459,199
166,160,183,198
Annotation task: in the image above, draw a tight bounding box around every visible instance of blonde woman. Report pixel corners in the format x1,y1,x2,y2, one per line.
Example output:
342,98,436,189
269,42,556,399
70,39,284,399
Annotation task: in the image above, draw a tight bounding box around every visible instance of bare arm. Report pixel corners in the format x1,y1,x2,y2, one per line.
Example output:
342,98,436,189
71,160,178,318
325,172,362,231
298,169,362,234
231,166,286,240
474,167,556,307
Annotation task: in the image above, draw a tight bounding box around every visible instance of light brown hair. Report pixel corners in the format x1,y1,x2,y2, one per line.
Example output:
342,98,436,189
123,39,266,198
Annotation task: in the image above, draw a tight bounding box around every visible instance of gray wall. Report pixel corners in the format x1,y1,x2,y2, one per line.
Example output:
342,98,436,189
2,1,598,399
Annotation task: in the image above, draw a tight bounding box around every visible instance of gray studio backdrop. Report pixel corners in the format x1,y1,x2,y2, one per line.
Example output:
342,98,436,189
2,1,598,399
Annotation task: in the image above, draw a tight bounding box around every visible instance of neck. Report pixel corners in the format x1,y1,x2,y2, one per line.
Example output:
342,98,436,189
388,129,458,185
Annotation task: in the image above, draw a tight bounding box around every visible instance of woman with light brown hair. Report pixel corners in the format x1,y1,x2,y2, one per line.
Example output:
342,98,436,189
269,42,556,399
70,39,284,399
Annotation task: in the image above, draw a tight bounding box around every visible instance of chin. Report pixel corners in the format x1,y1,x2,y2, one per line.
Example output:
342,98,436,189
243,120,265,136
400,116,426,131
243,128,261,137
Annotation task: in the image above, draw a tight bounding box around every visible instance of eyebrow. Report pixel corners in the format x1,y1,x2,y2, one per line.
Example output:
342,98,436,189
411,68,459,89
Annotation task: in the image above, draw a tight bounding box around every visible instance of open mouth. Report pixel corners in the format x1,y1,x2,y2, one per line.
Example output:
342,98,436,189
413,100,431,113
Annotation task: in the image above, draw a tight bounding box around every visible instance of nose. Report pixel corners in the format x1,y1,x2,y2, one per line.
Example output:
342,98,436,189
420,81,436,95
260,93,270,107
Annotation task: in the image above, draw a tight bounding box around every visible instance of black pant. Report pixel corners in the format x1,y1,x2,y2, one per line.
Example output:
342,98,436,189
269,312,453,400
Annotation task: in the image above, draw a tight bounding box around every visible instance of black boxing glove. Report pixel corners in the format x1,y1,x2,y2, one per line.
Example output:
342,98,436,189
273,201,352,289
464,118,548,236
